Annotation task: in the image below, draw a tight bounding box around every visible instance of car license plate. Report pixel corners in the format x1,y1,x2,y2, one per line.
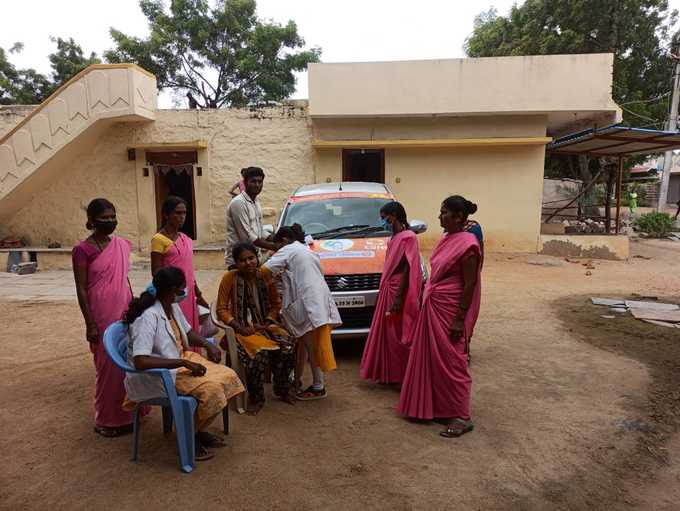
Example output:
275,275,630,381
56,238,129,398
334,295,365,308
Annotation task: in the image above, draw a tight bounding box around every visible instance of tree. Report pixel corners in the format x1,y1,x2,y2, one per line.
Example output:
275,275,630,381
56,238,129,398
466,1,678,129
0,39,100,105
465,0,679,229
0,45,51,105
48,37,101,86
105,0,321,108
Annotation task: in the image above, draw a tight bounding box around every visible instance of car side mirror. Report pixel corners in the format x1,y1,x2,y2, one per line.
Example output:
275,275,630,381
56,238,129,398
410,220,427,235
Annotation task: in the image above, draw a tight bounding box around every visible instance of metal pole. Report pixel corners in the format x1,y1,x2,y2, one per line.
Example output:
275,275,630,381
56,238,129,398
658,57,680,212
615,156,623,234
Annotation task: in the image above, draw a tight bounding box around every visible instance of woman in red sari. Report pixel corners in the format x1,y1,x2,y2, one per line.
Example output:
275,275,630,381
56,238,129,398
360,201,422,384
73,198,145,437
398,195,482,438
151,196,208,340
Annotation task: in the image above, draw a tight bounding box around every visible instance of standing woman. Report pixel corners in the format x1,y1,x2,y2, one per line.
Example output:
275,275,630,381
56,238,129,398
265,224,341,400
151,196,208,341
73,198,143,437
398,196,482,438
360,202,422,384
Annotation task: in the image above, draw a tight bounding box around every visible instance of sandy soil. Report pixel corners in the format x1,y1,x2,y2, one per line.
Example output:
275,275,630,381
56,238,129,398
2,238,680,510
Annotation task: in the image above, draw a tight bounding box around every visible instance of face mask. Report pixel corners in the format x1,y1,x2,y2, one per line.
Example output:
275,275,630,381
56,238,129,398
174,287,188,303
94,220,117,235
381,218,393,233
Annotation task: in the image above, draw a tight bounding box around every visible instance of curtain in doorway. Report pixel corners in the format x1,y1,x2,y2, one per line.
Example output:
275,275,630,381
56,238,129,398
153,164,194,176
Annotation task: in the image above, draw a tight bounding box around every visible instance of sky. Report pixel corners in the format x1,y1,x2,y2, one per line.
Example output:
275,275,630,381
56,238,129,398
3,0,680,107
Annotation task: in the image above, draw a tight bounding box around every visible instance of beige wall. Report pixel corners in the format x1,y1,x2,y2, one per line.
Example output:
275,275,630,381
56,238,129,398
313,115,548,141
2,123,141,247
309,54,621,134
315,145,545,252
0,106,35,138
1,105,313,250
309,54,619,117
313,114,548,251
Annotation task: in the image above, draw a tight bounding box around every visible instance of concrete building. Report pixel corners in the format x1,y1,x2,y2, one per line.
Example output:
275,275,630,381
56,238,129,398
0,54,621,264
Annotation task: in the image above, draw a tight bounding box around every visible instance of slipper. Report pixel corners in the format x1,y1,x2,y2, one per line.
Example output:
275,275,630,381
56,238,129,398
198,431,226,448
296,386,327,401
93,424,133,438
195,444,214,461
439,419,474,438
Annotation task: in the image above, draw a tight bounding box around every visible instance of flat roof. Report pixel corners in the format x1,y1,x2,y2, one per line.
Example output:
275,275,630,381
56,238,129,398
548,125,680,156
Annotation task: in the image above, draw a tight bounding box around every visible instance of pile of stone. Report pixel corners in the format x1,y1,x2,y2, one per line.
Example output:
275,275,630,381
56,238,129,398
561,218,607,234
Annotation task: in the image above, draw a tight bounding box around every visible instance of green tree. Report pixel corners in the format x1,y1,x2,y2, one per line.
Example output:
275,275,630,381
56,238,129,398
48,37,101,86
466,1,678,129
0,45,51,104
105,0,321,108
1,39,100,105
466,1,678,229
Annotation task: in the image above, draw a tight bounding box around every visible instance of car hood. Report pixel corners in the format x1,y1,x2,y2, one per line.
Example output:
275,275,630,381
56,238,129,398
310,237,388,276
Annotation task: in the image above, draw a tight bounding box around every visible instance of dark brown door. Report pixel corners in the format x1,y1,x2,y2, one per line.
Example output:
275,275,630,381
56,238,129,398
147,151,198,239
342,149,385,183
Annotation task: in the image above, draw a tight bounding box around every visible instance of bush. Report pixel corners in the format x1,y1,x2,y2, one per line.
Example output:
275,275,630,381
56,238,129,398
634,212,675,238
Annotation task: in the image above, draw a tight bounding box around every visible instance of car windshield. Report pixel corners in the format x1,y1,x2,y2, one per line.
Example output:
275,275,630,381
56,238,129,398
281,198,391,238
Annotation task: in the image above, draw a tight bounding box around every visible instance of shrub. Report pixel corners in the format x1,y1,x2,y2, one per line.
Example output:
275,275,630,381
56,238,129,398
634,212,675,238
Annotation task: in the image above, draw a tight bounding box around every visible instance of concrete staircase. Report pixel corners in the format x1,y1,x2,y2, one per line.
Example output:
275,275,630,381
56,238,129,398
0,64,157,219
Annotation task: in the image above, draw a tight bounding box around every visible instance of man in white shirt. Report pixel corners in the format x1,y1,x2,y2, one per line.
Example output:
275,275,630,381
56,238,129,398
225,166,280,267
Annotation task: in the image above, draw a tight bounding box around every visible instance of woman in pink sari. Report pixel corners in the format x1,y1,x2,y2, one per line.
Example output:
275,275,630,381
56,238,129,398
398,195,482,438
151,197,208,342
73,198,143,437
360,201,422,383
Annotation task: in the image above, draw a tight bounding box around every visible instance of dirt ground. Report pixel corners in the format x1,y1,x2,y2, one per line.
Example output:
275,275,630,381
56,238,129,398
2,237,680,511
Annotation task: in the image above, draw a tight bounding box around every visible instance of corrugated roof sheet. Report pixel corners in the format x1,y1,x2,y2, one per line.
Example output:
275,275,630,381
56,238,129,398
548,125,680,156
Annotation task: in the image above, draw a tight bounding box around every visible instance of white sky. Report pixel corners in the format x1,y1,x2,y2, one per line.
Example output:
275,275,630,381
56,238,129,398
3,0,680,107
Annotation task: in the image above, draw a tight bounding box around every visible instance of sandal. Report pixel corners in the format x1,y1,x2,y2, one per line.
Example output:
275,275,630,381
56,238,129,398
93,424,133,438
198,431,226,448
296,386,327,401
440,418,474,438
195,444,214,461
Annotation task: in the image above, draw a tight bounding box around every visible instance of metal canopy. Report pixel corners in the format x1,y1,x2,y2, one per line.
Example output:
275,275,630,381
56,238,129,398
548,125,680,156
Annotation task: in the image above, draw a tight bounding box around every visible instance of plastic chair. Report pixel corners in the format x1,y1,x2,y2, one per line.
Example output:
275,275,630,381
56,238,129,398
210,300,248,414
103,321,229,473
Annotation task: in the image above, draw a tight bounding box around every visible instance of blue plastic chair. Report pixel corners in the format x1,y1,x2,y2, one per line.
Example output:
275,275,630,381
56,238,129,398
103,321,229,473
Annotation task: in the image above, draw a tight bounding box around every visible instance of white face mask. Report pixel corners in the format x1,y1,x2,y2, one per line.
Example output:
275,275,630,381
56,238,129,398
174,287,188,303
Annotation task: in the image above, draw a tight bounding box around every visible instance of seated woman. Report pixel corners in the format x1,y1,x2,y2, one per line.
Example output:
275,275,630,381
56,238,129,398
124,266,244,461
216,242,296,414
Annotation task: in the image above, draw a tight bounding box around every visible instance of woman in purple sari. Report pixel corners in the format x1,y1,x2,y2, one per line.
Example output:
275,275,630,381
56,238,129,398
73,198,144,437
151,196,209,341
398,196,482,438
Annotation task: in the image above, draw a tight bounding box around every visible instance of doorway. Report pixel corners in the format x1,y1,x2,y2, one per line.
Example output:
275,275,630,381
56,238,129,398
342,149,385,183
147,151,198,239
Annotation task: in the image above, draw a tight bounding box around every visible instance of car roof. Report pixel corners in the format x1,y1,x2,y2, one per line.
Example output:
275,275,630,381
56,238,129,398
292,182,393,197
